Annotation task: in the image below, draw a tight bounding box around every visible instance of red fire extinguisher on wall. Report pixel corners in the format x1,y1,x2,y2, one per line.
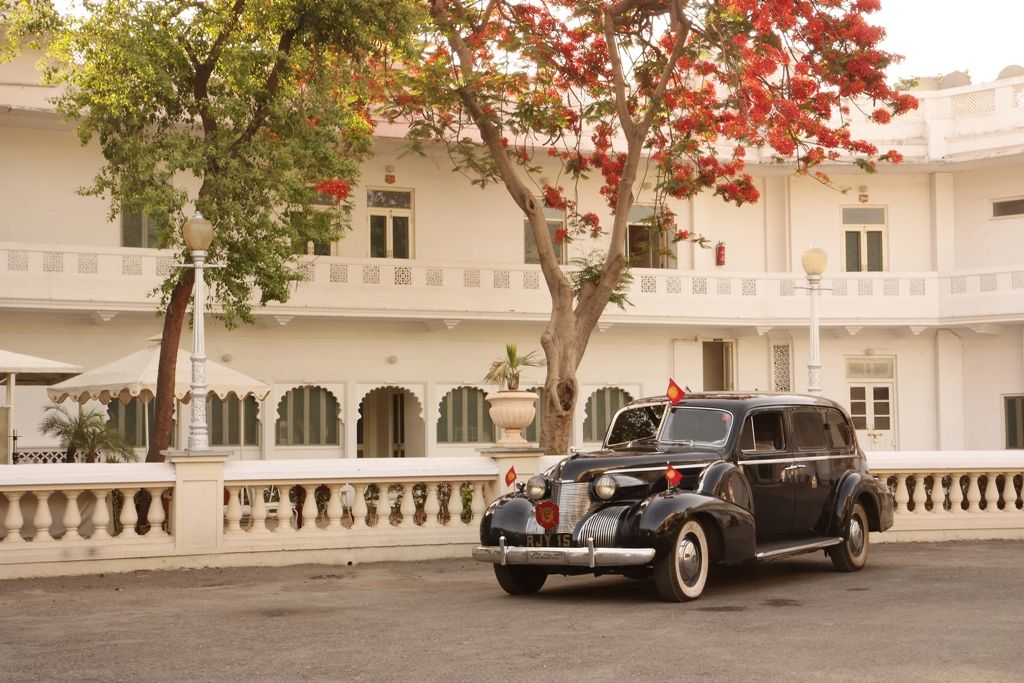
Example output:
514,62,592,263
715,241,726,267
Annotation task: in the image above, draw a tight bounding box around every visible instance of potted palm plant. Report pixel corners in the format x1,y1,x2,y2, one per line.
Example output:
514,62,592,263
484,344,544,447
39,404,136,463
39,404,139,536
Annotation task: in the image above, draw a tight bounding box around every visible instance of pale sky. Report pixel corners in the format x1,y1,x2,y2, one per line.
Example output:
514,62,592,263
875,0,1024,83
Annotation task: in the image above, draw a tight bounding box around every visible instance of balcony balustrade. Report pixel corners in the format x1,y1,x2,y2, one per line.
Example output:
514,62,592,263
2,242,1024,328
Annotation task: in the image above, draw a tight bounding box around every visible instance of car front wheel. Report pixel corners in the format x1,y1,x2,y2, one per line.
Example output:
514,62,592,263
830,501,869,572
654,518,709,601
493,564,547,595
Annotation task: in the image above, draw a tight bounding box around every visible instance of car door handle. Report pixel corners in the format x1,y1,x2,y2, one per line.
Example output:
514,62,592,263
783,464,808,471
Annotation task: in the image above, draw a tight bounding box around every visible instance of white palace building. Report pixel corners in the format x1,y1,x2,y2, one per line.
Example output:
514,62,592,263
3,49,1024,464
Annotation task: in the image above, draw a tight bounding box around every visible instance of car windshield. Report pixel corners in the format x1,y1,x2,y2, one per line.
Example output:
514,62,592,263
605,404,666,447
661,407,734,447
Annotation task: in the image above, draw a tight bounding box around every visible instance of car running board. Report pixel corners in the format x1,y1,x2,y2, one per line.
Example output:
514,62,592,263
754,537,843,560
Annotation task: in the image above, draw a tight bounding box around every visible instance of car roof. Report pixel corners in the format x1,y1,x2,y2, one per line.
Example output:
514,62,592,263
626,391,845,412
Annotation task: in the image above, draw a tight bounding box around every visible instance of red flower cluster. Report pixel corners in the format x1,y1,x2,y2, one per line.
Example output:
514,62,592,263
542,184,568,211
314,179,351,201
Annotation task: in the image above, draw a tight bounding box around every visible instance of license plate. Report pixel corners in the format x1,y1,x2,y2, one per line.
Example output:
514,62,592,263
525,533,573,548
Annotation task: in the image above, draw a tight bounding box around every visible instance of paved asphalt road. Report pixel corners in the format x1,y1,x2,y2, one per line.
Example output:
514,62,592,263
1,541,1022,682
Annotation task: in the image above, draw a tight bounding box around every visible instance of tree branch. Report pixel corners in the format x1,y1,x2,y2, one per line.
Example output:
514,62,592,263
226,26,298,158
602,7,635,140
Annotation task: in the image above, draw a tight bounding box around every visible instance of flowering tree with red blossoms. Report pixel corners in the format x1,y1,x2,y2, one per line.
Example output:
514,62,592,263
392,0,916,454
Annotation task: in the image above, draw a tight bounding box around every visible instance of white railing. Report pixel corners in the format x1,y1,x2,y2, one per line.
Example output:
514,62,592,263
0,456,502,579
1,451,1022,578
3,242,1024,326
867,451,1024,542
12,448,69,465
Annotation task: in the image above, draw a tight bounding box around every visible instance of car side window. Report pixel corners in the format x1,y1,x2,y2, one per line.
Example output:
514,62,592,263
739,411,785,452
792,409,828,450
826,408,855,451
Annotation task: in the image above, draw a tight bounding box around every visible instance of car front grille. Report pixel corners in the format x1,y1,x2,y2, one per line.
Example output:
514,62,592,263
577,505,629,547
552,481,595,534
524,480,596,537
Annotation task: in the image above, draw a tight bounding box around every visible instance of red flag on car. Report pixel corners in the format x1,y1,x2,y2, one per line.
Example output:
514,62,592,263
665,463,682,487
666,378,685,405
505,466,517,487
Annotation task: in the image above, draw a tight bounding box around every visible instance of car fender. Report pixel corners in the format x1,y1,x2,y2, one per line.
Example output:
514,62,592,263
697,460,754,513
479,494,534,544
830,471,894,534
637,490,755,565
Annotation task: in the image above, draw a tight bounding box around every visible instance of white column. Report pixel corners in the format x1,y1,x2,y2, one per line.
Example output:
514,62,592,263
984,473,1001,513
32,490,54,542
63,490,83,540
352,484,369,528
807,274,822,393
251,486,270,533
948,474,965,514
167,454,228,551
930,173,956,271
224,486,243,534
448,482,464,525
966,473,982,513
893,474,909,514
423,483,441,528
935,330,965,450
188,249,209,451
275,483,294,533
119,488,139,537
326,484,343,529
471,483,486,520
400,483,416,525
300,484,318,533
146,488,167,536
3,492,25,543
912,476,927,514
930,474,946,513
1001,473,1017,513
91,489,111,540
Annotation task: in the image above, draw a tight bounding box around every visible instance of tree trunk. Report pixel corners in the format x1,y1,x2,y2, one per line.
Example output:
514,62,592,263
146,270,194,462
537,286,582,454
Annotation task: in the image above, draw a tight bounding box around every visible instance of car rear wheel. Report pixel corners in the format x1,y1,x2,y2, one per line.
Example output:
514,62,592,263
654,518,709,602
830,501,869,572
493,565,547,595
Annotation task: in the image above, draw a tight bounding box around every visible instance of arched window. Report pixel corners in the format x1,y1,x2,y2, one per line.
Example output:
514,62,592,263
583,387,634,443
522,387,545,443
437,387,494,443
107,398,155,448
208,395,259,447
276,386,340,446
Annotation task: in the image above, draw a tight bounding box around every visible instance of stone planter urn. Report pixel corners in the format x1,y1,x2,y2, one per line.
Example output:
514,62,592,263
486,390,539,447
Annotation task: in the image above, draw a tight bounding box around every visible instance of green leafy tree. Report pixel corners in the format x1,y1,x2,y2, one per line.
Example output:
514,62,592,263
389,0,915,453
38,404,137,463
16,0,417,460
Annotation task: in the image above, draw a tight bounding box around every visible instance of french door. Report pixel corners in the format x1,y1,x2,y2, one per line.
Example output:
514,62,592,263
848,383,896,450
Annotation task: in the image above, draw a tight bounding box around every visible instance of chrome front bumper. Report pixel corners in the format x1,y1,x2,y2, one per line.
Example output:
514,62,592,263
473,535,656,569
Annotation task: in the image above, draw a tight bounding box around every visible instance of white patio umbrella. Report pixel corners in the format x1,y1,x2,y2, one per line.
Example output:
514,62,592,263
47,345,271,405
46,344,271,449
1,349,82,462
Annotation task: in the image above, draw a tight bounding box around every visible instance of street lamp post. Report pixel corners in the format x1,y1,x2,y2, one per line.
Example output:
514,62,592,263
801,246,828,394
182,212,214,451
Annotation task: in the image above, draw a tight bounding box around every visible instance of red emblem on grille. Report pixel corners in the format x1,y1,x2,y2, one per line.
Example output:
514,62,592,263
535,500,559,531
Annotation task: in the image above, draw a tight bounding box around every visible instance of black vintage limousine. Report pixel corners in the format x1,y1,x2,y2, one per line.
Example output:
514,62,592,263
473,392,894,601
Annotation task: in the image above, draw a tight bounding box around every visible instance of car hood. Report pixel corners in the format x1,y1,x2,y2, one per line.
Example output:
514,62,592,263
551,447,725,484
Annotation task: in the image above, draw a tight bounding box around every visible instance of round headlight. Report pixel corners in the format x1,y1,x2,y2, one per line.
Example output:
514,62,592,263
525,475,548,501
593,475,618,500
